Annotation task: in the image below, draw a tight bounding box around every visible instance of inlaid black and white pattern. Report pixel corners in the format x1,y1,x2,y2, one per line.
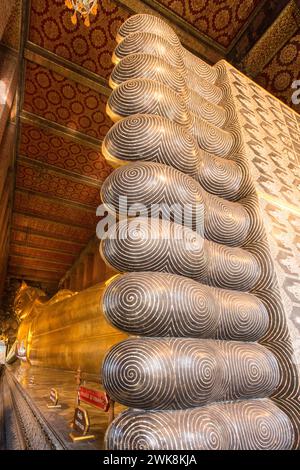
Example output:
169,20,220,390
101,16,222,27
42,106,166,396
102,114,247,200
105,399,294,450
110,54,226,127
100,218,260,291
102,337,279,409
98,12,298,450
103,272,269,341
101,161,250,246
107,80,234,157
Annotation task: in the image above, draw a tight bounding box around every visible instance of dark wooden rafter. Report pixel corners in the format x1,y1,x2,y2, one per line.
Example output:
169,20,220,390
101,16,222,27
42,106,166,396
9,253,70,269
12,206,96,232
17,155,102,188
10,241,77,259
14,188,96,214
12,211,94,233
8,266,63,281
11,228,86,251
228,0,292,63
25,43,110,96
0,0,30,288
20,111,102,150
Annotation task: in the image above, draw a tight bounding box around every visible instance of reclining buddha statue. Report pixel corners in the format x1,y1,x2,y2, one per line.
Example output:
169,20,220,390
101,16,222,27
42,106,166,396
8,13,299,450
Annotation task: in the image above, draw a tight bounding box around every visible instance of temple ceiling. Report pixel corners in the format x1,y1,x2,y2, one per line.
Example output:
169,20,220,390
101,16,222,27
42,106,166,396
0,0,299,292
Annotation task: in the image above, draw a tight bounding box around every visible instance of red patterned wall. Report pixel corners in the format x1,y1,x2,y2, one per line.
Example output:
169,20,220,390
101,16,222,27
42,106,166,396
156,0,260,47
19,123,112,182
256,32,300,114
23,62,112,139
29,0,130,78
16,162,101,207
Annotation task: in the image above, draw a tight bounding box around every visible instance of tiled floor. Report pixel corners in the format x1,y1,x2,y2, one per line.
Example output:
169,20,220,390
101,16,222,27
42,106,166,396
7,363,125,450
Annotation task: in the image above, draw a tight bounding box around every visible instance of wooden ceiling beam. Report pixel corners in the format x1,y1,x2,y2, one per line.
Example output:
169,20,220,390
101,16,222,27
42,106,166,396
25,42,111,97
13,211,95,233
11,227,85,250
12,209,95,233
18,155,102,189
10,241,77,258
14,188,96,214
9,252,70,267
8,266,62,282
20,110,102,150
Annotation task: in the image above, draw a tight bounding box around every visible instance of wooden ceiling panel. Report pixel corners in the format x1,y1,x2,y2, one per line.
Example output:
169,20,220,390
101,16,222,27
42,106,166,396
155,0,261,47
23,61,112,140
15,161,101,207
12,213,92,244
10,244,76,265
8,265,63,282
11,230,85,254
29,0,130,78
19,122,112,182
14,190,98,228
9,255,68,274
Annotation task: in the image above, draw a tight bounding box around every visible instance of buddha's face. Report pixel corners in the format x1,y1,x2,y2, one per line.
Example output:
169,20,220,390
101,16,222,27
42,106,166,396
14,282,46,321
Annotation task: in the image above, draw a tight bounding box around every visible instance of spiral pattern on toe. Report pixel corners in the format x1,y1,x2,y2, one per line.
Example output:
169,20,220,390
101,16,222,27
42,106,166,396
107,79,191,129
110,54,187,98
101,161,250,246
102,338,279,410
103,272,269,341
100,218,207,282
224,399,294,450
101,218,260,290
116,14,181,52
186,71,223,105
191,114,235,157
105,399,294,450
183,48,218,84
213,288,269,341
113,32,184,72
202,191,250,246
198,151,245,200
102,115,244,200
102,114,199,174
188,90,226,128
110,54,225,128
101,162,204,235
206,240,260,290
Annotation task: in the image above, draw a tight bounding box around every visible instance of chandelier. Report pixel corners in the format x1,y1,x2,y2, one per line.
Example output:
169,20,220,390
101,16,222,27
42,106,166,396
65,0,98,27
